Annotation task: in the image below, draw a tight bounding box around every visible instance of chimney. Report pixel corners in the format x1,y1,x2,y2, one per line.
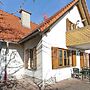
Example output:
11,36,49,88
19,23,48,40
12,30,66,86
19,9,31,29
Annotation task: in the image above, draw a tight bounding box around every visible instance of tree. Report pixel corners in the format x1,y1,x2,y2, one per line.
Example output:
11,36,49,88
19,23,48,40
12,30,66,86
0,48,23,81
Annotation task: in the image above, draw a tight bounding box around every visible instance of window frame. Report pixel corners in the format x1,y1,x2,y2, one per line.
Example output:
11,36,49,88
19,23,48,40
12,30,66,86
58,49,71,67
59,49,63,66
24,47,37,70
52,47,76,69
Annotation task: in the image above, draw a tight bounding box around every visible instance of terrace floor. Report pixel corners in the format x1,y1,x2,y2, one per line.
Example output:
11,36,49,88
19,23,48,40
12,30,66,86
46,78,90,90
0,77,90,90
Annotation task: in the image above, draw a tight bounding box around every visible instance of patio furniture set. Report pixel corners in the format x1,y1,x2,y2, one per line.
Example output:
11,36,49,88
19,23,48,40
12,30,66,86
72,67,90,82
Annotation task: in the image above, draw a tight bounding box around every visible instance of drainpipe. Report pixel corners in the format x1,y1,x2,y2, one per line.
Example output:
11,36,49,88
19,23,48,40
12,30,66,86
4,42,9,81
89,54,90,68
89,54,90,82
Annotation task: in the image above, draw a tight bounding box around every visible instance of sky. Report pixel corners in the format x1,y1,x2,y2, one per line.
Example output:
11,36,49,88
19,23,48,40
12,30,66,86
0,0,90,24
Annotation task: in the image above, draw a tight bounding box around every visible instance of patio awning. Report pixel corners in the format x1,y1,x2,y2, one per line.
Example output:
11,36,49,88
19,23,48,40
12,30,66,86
66,25,90,50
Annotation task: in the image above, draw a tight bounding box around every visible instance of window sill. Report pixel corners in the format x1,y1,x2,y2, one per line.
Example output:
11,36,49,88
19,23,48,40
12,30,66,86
52,65,73,69
25,68,37,71
58,65,71,68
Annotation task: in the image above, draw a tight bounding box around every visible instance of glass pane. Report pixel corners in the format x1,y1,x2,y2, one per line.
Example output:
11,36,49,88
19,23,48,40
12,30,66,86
59,49,62,66
67,50,70,66
30,49,33,58
64,51,66,59
64,50,67,66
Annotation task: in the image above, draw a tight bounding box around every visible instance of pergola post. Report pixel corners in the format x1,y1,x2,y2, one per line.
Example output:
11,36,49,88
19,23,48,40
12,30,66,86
88,54,90,82
89,54,90,68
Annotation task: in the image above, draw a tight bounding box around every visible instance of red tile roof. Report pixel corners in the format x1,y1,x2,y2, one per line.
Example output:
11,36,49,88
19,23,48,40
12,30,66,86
39,0,79,31
0,10,38,42
0,0,81,43
19,0,79,43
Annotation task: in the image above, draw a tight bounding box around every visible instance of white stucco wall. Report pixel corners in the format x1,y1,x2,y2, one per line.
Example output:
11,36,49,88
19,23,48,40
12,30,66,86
0,35,42,80
76,51,80,69
41,6,83,82
0,43,24,79
24,35,42,79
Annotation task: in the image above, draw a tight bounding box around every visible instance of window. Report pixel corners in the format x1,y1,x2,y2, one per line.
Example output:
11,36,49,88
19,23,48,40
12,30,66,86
80,52,84,68
67,50,70,66
59,49,62,66
80,52,89,68
24,47,37,70
52,47,76,69
84,53,88,67
64,50,67,66
72,51,76,66
84,53,89,67
66,18,77,31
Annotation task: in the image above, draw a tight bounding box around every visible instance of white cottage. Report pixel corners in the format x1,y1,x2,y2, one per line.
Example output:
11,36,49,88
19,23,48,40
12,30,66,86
0,0,90,83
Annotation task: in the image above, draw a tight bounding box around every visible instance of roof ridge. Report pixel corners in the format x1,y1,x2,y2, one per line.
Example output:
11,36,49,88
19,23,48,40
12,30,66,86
19,0,79,43
30,21,38,25
0,9,38,42
0,9,38,25
0,9,20,19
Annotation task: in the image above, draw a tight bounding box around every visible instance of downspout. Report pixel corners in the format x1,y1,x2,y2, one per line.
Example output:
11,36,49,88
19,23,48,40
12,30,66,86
41,35,45,88
4,42,9,81
88,54,90,82
89,54,90,68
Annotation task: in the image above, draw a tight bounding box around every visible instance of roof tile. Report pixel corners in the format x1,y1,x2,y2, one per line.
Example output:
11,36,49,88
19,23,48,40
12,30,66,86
19,0,79,43
39,0,79,31
0,10,38,42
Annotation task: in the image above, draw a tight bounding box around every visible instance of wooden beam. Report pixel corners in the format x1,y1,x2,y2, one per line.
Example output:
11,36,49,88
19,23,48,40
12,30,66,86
76,1,88,26
81,0,90,25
